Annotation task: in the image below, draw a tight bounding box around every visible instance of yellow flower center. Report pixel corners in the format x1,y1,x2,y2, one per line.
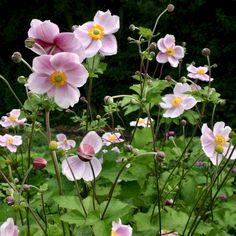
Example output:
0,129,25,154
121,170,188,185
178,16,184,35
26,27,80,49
111,230,118,236
108,134,118,142
171,96,183,107
7,137,14,144
63,139,68,144
138,118,145,124
166,47,175,56
197,68,205,75
9,115,17,122
88,24,104,40
214,134,226,146
50,71,68,87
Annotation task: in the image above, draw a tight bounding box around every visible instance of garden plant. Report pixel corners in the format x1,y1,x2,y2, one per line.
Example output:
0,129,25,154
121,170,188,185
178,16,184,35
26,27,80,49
0,3,236,236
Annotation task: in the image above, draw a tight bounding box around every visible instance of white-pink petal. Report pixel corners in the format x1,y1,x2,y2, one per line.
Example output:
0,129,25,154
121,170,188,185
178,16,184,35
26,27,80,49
82,158,102,181
100,34,117,56
81,131,103,154
156,53,168,63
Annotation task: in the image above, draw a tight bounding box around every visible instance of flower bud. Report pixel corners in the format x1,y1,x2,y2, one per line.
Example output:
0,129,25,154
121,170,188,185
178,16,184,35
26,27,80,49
231,167,236,173
219,99,226,106
165,131,175,138
129,24,136,31
11,52,22,63
164,199,173,206
180,119,187,126
149,51,156,59
49,140,58,150
17,76,27,84
124,144,133,152
229,131,236,139
164,75,172,82
155,151,166,162
182,42,187,47
195,161,205,166
104,96,114,105
167,4,175,12
22,184,30,192
6,196,15,206
215,145,224,154
80,96,87,103
96,115,101,120
149,42,157,50
201,48,211,57
219,193,228,201
180,76,187,83
25,37,35,48
132,148,139,156
33,157,47,170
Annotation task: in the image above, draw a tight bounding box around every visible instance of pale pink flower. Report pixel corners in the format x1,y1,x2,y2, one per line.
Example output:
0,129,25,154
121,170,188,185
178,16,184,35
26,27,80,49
160,83,197,118
0,109,26,128
27,52,89,109
74,10,120,57
0,218,19,236
0,134,22,153
161,229,178,236
56,133,76,151
187,64,213,82
111,219,132,236
201,122,236,165
130,117,153,127
62,131,103,181
156,34,184,68
28,19,85,61
102,132,124,146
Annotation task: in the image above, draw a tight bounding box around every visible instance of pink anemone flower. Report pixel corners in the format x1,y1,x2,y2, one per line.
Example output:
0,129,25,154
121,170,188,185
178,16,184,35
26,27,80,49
102,132,124,146
0,218,19,236
27,52,89,109
130,117,153,127
28,19,85,62
0,134,22,153
156,34,184,68
187,64,213,82
160,83,197,118
0,109,26,128
56,133,76,151
111,219,132,236
201,122,236,165
74,10,120,57
62,131,103,181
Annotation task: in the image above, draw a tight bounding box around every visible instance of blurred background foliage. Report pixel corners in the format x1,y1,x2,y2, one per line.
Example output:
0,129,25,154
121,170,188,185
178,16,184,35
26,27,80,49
0,0,235,127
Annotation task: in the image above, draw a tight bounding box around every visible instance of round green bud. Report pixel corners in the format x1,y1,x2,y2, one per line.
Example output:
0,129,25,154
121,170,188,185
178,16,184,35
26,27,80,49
25,37,35,48
180,76,187,83
215,145,224,154
17,76,27,84
229,131,236,139
96,115,101,120
104,96,114,105
11,52,22,63
180,119,187,126
49,141,58,150
129,24,136,31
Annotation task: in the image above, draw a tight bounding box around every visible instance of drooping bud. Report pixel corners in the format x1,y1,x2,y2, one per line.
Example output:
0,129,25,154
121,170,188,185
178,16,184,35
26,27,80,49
229,131,236,139
201,48,211,57
96,115,101,120
215,145,224,154
167,4,175,12
164,198,173,206
33,157,47,170
218,193,228,201
129,24,136,31
164,75,172,82
131,148,139,156
6,196,15,206
180,119,187,126
149,42,157,50
124,144,133,153
155,151,166,162
104,96,114,105
17,76,27,84
25,37,35,48
11,52,22,63
49,140,58,150
180,76,187,83
165,131,175,139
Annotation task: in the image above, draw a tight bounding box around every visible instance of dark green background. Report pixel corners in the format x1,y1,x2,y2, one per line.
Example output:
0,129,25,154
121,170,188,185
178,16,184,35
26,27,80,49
0,0,235,126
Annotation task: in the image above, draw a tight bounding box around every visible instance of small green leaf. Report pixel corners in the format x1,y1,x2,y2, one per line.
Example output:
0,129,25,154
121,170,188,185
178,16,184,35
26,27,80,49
139,26,153,39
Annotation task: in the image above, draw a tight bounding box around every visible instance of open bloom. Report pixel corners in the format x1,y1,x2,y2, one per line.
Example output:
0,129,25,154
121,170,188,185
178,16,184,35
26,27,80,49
0,134,22,152
56,133,76,151
0,109,26,128
0,218,19,236
28,19,85,61
62,131,103,181
27,52,89,109
156,34,184,68
102,132,124,146
160,83,197,118
130,117,153,127
187,64,213,81
201,122,236,165
74,10,120,57
111,219,132,236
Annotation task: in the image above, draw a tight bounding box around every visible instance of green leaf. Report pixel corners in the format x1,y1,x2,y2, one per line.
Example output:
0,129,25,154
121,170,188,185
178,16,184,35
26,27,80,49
60,210,85,224
132,127,153,149
138,26,153,39
53,196,84,212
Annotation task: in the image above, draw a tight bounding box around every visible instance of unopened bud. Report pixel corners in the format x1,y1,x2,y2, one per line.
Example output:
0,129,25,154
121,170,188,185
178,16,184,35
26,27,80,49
25,37,35,48
33,157,47,170
6,196,15,206
180,76,187,83
129,24,136,31
215,145,224,154
11,52,22,63
167,4,175,12
164,199,173,206
182,42,187,47
164,75,172,81
150,42,157,50
229,131,236,139
155,151,166,162
219,99,226,106
201,48,211,57
149,51,156,59
124,144,133,152
165,131,175,138
147,79,153,86
127,36,133,41
96,115,101,120
219,193,228,201
49,140,58,150
17,76,27,84
104,96,114,105
80,96,87,103
22,184,30,192
65,109,73,113
195,161,205,166
132,148,139,156
180,119,187,126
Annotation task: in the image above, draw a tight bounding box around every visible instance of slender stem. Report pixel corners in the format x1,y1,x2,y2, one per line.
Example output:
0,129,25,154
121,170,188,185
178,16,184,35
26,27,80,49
21,58,33,72
0,75,23,106
152,9,168,35
41,193,48,232
101,160,129,220
0,169,18,192
89,161,96,210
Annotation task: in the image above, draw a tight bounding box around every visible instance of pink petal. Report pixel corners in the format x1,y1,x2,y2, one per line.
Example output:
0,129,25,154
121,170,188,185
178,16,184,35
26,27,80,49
182,97,197,110
156,52,168,63
198,74,210,81
163,106,184,118
213,122,226,136
32,55,54,75
13,136,22,145
82,158,102,181
10,109,20,118
85,40,102,58
66,64,88,87
53,85,80,108
56,133,66,142
174,83,191,95
62,156,85,181
163,34,175,48
0,218,19,236
68,140,76,148
187,64,197,73
100,34,117,56
7,144,17,153
157,38,166,52
209,153,223,166
94,10,120,34
81,131,103,154
168,56,179,68
174,46,184,59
